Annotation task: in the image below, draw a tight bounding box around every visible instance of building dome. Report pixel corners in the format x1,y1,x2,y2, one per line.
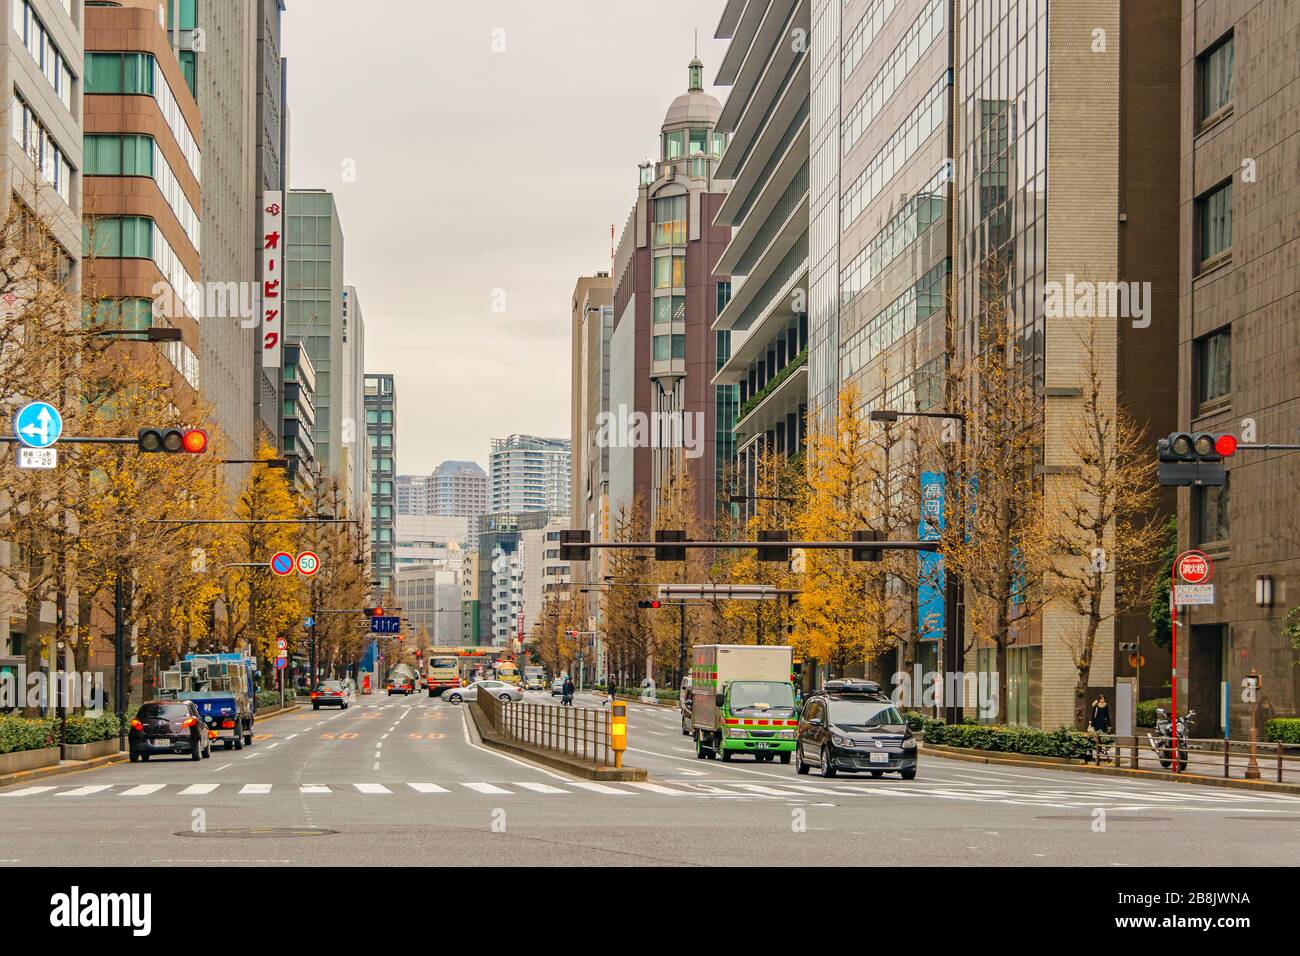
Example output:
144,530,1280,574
662,58,722,131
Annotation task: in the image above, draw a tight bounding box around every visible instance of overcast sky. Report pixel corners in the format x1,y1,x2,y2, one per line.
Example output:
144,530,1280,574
281,1,730,475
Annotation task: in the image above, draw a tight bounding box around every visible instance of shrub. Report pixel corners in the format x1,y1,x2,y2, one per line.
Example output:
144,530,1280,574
1264,718,1300,745
1137,698,1171,728
920,718,1105,761
616,687,678,702
63,713,121,745
256,690,287,710
0,716,58,754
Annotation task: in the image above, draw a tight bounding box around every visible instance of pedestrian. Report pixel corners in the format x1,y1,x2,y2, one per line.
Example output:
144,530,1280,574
1090,694,1111,734
562,675,575,706
604,678,616,707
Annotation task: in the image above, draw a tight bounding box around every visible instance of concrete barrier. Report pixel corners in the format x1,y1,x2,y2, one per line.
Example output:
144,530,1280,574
0,747,60,776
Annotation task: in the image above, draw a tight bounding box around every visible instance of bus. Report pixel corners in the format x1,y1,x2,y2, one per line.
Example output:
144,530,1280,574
425,655,460,698
495,660,520,685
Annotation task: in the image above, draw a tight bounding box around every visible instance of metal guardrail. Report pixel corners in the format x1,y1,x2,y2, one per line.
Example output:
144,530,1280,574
1094,735,1300,784
476,690,614,766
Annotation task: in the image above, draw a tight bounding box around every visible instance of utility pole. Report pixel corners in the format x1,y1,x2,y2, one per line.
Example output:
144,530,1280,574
114,573,125,752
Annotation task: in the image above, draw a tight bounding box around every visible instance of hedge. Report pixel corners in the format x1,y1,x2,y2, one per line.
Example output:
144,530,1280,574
1137,698,1171,728
913,715,1106,760
63,713,121,745
0,716,58,754
256,690,290,710
615,687,679,702
1265,718,1300,745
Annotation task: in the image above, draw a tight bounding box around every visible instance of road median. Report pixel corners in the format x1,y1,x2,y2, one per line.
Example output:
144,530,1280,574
466,699,646,781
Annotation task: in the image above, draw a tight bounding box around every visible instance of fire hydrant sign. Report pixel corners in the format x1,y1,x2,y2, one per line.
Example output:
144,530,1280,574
1176,550,1213,584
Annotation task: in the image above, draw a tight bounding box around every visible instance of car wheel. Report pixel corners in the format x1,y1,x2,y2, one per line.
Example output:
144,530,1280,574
244,730,253,745
202,741,212,759
313,704,320,711
129,750,140,764
233,731,243,751
870,770,884,778
819,746,837,778
901,768,917,780
223,740,233,751
140,753,150,762
795,748,810,774
190,737,202,761
448,694,462,704
499,694,512,702
720,743,733,762
779,753,791,765
695,734,707,759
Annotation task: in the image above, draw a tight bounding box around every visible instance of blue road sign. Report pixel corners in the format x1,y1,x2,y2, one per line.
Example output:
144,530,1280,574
13,402,63,449
370,616,401,634
303,616,315,629
275,656,287,670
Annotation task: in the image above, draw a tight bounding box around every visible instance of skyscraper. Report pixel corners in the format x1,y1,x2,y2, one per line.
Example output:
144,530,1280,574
488,435,571,515
365,372,396,593
431,460,488,523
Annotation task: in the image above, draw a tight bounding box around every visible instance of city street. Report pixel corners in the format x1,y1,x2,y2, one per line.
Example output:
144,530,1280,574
2,695,1297,867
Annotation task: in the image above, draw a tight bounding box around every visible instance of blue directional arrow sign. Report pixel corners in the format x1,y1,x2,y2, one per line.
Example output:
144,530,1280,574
13,401,63,449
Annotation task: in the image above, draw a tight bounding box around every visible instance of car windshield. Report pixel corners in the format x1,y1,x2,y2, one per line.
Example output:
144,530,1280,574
318,682,342,691
827,700,906,728
729,681,795,712
138,703,190,720
431,658,458,669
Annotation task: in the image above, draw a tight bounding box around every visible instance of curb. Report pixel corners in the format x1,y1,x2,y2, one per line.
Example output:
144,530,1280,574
256,703,301,721
922,743,1300,795
0,750,127,789
465,702,647,781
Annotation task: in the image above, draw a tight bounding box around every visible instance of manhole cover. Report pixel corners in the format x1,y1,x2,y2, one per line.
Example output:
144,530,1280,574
1225,815,1300,822
1034,816,1171,822
176,827,337,839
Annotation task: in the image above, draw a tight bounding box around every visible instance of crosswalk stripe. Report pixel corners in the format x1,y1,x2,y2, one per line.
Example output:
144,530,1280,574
354,783,392,794
239,784,272,795
568,781,633,795
300,785,331,794
179,783,219,795
629,782,688,795
1,786,55,797
732,784,807,796
462,782,511,794
407,783,450,794
119,784,166,796
513,782,568,794
57,785,112,797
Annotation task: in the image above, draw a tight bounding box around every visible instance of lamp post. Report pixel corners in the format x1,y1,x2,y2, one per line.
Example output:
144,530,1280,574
870,408,967,725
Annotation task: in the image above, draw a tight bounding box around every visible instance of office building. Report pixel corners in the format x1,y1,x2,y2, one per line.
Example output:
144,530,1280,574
365,372,396,593
609,59,731,521
488,434,571,515
396,565,460,645
254,0,287,447
520,516,572,640
339,284,367,520
712,5,810,508
1177,0,1300,728
393,514,470,568
281,340,317,491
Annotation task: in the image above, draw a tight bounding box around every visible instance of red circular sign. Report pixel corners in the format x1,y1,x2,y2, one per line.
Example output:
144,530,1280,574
295,551,320,577
1176,550,1213,584
270,551,295,576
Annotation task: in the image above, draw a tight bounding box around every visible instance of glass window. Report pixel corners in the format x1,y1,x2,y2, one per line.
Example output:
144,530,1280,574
826,700,907,727
1196,328,1231,403
662,129,685,160
1198,181,1232,262
689,128,708,155
653,195,687,246
671,334,685,360
710,131,727,157
1195,477,1230,544
654,254,685,289
653,335,671,361
1199,34,1233,119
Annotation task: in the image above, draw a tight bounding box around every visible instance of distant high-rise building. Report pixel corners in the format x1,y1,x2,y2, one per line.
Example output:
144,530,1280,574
281,341,317,492
489,436,571,515
254,0,288,448
396,474,432,515
339,285,368,520
431,460,487,522
365,373,396,593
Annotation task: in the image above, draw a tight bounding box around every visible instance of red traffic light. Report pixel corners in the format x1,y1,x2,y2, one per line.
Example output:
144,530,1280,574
372,607,384,617
1214,434,1237,457
181,428,208,453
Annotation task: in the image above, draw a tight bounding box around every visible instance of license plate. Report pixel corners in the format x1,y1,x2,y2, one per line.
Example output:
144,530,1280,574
869,751,890,763
149,738,172,747
752,741,770,749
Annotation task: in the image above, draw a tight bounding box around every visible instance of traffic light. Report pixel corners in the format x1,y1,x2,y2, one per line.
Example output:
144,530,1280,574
756,529,790,562
654,529,686,562
851,529,883,562
637,600,663,610
138,427,208,454
365,607,384,618
560,529,590,562
1158,432,1236,486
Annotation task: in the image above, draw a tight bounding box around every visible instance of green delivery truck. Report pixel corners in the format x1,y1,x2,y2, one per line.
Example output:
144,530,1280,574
690,644,798,763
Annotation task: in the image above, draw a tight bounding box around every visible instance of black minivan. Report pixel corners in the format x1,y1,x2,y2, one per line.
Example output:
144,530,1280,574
795,680,917,779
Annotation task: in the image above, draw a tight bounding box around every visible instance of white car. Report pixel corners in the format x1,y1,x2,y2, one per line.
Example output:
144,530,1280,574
445,680,523,704
551,677,567,696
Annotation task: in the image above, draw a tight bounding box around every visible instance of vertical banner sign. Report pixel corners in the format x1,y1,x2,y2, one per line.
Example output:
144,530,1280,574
261,191,284,368
917,472,945,641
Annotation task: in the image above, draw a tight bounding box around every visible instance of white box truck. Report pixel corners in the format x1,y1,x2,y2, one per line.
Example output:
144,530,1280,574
690,644,797,763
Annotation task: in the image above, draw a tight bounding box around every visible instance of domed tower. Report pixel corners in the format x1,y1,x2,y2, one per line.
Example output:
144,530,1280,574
610,59,733,525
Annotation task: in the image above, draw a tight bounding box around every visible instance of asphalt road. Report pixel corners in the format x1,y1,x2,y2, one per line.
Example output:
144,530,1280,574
2,691,1298,866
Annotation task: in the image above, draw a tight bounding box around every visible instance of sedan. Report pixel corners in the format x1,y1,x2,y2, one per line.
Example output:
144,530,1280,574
551,677,567,697
310,680,350,710
445,680,523,704
129,700,212,762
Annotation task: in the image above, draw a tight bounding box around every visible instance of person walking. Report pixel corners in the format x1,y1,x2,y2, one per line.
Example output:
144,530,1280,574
1090,694,1111,734
562,675,575,707
604,678,617,707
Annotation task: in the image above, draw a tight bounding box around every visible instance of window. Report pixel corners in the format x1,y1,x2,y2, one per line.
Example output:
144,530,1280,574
653,195,687,246
1198,181,1232,263
654,295,685,325
1195,477,1230,545
1196,328,1231,405
689,128,708,156
662,129,685,160
83,216,153,258
1199,34,1234,120
654,334,685,361
10,93,73,204
654,254,685,289
11,2,75,112
84,53,200,180
716,280,732,314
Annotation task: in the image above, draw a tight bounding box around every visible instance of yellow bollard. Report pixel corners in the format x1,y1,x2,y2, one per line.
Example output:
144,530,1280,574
611,702,627,769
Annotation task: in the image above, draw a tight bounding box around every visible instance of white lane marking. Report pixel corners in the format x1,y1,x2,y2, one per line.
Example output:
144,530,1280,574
211,763,231,772
119,784,166,797
239,784,272,795
57,785,113,797
513,782,568,794
300,785,331,794
372,762,380,770
462,783,511,794
408,783,450,793
568,781,634,795
355,783,391,794
1,787,56,798
179,783,219,795
731,783,809,796
375,741,382,748
284,734,298,740
381,734,389,740
629,782,688,796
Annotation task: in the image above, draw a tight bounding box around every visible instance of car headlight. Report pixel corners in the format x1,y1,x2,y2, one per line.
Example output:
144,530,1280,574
777,730,796,740
832,734,853,747
902,738,917,749
727,727,748,738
